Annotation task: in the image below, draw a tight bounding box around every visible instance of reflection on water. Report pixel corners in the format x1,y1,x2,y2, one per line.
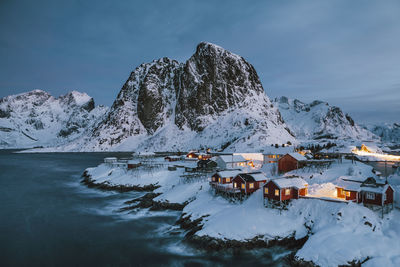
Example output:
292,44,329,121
0,150,292,266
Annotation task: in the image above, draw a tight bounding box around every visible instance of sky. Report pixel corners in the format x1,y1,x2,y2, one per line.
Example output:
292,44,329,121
0,0,399,123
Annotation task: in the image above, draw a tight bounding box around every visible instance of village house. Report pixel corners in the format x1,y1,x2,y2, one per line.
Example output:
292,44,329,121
278,153,308,173
164,156,181,162
186,150,199,160
104,157,118,164
209,170,242,195
263,177,308,206
215,155,247,169
198,153,212,160
211,170,242,185
197,159,218,171
127,160,142,169
335,177,394,210
232,172,268,195
262,146,294,164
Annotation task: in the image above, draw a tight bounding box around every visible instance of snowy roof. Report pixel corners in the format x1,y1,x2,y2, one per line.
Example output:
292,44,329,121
250,172,268,182
236,172,267,182
335,180,361,192
215,170,242,178
263,146,294,155
271,177,308,189
217,155,247,163
285,153,307,161
360,184,393,194
104,157,117,160
335,178,394,194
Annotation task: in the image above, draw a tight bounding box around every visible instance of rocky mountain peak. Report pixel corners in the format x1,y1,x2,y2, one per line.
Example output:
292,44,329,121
83,42,295,151
175,42,266,131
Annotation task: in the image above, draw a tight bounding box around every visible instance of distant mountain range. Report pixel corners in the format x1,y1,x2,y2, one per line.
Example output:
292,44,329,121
0,90,107,148
0,42,397,151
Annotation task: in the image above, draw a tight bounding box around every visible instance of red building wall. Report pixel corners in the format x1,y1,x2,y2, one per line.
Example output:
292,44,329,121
233,177,265,194
298,188,307,197
336,187,358,201
264,181,282,201
362,191,382,206
278,155,299,173
385,187,394,205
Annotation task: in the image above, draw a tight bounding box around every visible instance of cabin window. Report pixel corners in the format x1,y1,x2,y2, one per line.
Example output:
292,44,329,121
241,183,245,189
345,191,350,197
249,183,254,189
366,192,375,200
383,193,387,201
234,182,237,188
285,189,290,195
264,188,268,194
275,189,279,196
218,178,221,183
226,178,231,183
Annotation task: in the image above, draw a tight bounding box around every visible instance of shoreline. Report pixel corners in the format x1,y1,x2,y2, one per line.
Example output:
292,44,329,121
81,169,377,267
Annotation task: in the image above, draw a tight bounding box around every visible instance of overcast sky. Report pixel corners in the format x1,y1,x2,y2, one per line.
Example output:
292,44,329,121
0,0,399,123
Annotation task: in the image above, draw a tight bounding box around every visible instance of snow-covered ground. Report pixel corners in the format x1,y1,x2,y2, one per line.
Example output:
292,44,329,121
86,157,400,266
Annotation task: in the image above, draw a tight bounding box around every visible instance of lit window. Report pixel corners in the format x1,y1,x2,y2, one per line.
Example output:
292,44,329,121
226,178,231,183
218,178,221,183
249,183,254,189
212,177,216,182
366,192,375,200
241,184,245,189
234,182,237,188
285,189,290,195
264,188,268,194
345,191,350,197
275,189,279,196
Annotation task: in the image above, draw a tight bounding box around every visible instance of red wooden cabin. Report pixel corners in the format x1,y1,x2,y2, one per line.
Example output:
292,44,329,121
211,170,241,185
232,172,268,195
263,178,308,205
278,153,307,173
336,177,395,207
164,156,180,162
186,151,199,159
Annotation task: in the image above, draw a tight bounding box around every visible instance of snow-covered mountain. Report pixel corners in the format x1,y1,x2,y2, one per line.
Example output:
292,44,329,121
273,96,376,142
0,90,108,148
65,42,295,152
363,123,400,144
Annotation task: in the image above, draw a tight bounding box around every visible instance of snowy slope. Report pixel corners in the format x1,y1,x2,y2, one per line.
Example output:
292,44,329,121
60,42,295,152
0,90,108,148
87,158,400,266
362,123,400,144
273,96,376,141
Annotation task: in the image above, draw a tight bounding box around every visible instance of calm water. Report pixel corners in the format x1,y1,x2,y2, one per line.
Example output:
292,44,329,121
0,150,291,267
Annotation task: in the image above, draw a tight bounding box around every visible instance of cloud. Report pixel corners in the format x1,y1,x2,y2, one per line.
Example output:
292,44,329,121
0,0,399,123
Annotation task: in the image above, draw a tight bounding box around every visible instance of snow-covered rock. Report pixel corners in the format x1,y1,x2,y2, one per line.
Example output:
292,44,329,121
363,122,400,144
63,42,296,152
0,90,108,148
273,96,376,142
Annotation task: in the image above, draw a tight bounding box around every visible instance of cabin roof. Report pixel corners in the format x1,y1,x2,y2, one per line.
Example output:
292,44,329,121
270,177,308,189
104,157,117,160
335,178,394,193
286,153,307,161
218,155,247,163
236,172,267,182
262,146,294,155
215,170,242,178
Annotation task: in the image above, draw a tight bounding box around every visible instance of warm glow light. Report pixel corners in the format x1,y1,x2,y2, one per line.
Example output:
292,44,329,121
352,147,400,161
